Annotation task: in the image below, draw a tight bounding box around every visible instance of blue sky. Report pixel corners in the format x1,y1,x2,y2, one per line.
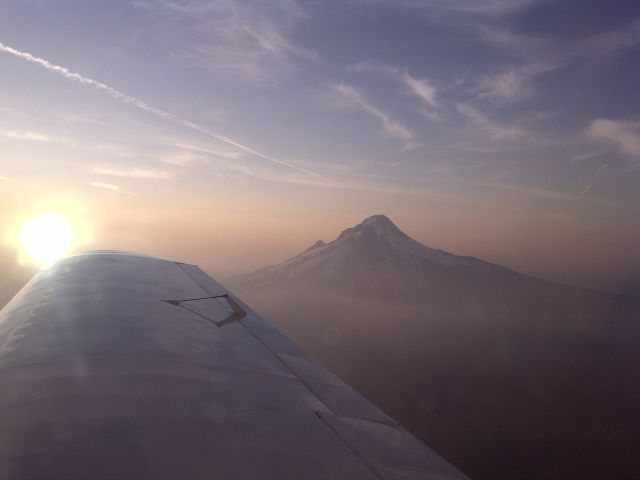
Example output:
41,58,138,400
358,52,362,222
0,0,639,291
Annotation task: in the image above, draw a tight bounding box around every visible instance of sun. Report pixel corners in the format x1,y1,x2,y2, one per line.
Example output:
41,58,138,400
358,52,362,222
19,213,75,266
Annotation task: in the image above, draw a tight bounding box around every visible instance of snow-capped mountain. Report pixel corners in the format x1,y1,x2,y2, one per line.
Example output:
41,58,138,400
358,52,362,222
230,214,526,299
228,215,640,480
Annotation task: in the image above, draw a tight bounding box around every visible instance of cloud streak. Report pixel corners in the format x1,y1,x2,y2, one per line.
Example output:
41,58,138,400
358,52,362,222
0,128,76,145
460,179,602,203
587,119,640,161
332,84,418,150
91,165,174,180
0,41,319,177
172,142,244,160
350,60,439,110
88,181,134,194
135,0,315,84
470,20,640,104
456,103,524,140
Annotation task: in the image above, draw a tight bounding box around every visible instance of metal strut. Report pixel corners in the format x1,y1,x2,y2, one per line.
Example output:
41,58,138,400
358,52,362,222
161,293,246,327
161,294,229,306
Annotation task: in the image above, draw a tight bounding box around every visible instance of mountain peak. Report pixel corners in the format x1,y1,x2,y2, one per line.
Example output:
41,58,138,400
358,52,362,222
351,214,404,238
361,214,394,226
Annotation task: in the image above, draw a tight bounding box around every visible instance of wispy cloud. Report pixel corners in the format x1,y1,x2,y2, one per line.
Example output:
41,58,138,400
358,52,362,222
88,181,134,194
449,0,536,15
157,141,250,168
456,103,524,140
468,25,564,103
587,119,640,160
582,20,640,54
0,43,172,117
579,184,591,197
135,0,315,84
332,84,419,150
470,20,640,104
58,113,110,127
180,153,373,190
172,142,244,160
476,69,534,103
403,72,439,109
571,149,607,162
350,60,439,111
157,150,208,167
420,109,441,123
91,165,174,180
0,41,319,177
0,128,76,145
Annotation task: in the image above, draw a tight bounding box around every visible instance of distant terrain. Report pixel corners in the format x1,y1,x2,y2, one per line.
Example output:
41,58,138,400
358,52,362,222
229,215,640,480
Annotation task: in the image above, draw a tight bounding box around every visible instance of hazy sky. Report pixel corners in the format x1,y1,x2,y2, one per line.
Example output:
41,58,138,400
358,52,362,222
0,0,639,293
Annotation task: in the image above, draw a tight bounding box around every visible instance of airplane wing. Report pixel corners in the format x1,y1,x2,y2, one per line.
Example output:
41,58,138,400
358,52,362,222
0,251,470,479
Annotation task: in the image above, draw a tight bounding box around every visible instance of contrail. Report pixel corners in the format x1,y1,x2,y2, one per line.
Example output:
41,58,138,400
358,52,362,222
0,42,320,177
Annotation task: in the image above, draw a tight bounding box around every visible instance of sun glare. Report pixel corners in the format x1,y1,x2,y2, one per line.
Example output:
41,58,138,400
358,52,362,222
19,213,75,266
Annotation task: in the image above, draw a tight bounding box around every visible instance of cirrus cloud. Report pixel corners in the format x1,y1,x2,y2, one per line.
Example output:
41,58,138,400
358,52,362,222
331,84,419,150
587,118,640,160
0,40,319,178
134,0,316,84
88,181,134,194
91,165,174,180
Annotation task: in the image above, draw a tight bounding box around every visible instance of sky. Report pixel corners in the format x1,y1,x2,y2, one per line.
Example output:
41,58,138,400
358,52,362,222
0,0,639,294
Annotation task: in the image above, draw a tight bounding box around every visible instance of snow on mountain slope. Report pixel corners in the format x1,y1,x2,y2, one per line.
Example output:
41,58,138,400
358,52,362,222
230,214,524,298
